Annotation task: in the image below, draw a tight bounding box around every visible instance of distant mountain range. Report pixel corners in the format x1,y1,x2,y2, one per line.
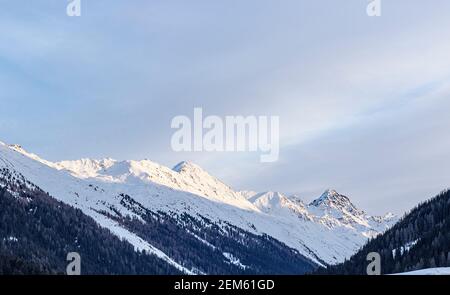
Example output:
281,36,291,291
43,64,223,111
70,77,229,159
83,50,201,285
0,141,398,274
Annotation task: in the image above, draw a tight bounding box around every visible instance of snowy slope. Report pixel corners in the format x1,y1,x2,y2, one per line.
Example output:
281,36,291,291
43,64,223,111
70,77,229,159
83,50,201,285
0,142,193,274
0,141,396,266
393,267,450,275
308,190,396,237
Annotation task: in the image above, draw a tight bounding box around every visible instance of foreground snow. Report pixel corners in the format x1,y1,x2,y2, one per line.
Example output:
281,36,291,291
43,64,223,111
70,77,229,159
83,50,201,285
0,141,397,267
394,268,450,275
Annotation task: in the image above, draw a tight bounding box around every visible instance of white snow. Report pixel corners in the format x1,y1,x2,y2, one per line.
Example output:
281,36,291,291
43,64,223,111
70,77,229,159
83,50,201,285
393,267,450,275
223,252,247,269
3,236,18,242
0,141,397,268
392,239,419,258
88,210,194,274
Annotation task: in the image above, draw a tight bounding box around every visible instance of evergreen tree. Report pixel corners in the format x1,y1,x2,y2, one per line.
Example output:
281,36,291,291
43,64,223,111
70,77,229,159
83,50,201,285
316,190,450,274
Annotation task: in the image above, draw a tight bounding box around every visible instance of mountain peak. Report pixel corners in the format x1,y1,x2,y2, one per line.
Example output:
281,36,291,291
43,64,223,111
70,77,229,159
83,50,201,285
173,161,192,172
310,189,342,204
1,142,55,167
310,189,361,214
172,161,205,174
55,158,117,178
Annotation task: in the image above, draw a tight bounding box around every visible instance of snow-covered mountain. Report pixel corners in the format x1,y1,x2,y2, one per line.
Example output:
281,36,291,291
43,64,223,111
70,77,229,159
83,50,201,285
244,189,396,236
0,141,397,271
318,188,450,275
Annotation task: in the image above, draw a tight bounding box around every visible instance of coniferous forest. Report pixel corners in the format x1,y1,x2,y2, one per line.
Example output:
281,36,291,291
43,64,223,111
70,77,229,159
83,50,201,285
103,193,319,274
2,163,450,275
316,190,450,275
0,168,317,275
0,169,180,275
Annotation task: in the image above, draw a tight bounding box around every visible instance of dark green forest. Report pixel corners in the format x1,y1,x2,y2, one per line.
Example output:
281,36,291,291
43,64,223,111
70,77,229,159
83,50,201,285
0,168,179,275
101,193,319,274
317,189,450,275
0,167,318,275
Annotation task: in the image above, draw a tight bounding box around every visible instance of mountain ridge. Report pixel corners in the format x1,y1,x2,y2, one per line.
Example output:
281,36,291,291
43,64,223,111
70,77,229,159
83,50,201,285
0,141,397,268
317,189,450,274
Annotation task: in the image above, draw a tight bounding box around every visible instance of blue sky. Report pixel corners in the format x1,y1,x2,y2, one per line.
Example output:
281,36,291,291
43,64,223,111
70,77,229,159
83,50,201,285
1,0,450,214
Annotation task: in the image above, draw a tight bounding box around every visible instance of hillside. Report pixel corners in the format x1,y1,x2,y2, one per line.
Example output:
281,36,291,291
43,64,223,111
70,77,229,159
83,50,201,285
317,190,450,274
0,141,396,273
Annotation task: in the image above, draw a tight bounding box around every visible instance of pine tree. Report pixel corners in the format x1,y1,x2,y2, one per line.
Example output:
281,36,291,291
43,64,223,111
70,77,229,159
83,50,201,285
316,190,450,274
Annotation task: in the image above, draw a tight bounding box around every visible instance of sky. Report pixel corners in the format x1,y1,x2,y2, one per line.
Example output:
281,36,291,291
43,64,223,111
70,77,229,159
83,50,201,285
1,0,450,214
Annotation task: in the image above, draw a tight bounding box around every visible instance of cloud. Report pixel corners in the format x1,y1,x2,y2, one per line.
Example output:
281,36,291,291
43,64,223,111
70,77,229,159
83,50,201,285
1,1,450,214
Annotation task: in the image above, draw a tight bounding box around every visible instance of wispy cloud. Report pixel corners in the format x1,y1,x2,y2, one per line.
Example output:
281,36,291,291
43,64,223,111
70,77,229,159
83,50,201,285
1,0,450,214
